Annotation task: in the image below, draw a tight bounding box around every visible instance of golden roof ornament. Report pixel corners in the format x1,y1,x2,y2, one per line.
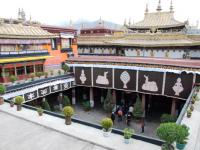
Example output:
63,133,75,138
18,8,26,21
170,0,174,12
0,18,4,25
124,18,127,26
156,0,162,12
128,18,131,27
145,3,149,13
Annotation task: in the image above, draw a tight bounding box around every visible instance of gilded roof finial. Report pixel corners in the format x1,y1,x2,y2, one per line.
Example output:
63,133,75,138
156,0,162,12
170,0,174,12
21,8,26,21
69,19,73,27
124,18,127,26
128,18,131,27
145,3,149,13
81,22,84,29
18,8,21,20
98,16,103,25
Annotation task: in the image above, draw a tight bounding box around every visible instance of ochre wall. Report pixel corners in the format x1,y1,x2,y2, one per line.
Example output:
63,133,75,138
43,44,67,67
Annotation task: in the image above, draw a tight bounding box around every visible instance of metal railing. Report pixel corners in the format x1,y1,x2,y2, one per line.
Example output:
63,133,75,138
0,50,49,57
176,87,196,124
6,73,74,93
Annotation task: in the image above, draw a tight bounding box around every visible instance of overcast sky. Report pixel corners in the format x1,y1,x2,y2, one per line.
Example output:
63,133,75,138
0,0,199,26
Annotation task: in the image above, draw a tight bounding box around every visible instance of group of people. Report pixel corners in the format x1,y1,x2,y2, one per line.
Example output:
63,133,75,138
110,105,145,133
110,105,133,125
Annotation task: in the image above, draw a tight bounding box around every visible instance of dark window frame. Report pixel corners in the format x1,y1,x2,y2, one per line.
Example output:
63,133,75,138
51,38,58,50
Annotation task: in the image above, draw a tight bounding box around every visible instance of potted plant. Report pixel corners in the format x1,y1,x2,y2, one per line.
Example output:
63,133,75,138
30,73,35,81
176,124,189,150
156,123,178,150
50,70,54,76
10,99,15,107
44,72,48,78
190,105,194,111
36,72,42,78
160,114,177,123
191,98,195,104
187,109,192,118
9,75,17,84
0,84,6,105
63,106,74,125
82,100,91,111
123,128,134,144
58,70,61,75
15,96,24,111
101,117,113,137
37,107,44,116
62,64,70,74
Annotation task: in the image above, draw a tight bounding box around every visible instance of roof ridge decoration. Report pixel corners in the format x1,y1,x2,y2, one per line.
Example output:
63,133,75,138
170,0,174,12
145,3,149,13
156,0,162,12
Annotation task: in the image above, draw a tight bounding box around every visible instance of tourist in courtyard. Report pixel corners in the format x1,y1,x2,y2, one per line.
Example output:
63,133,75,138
117,108,123,122
111,112,115,124
141,118,145,133
129,105,134,116
126,112,131,126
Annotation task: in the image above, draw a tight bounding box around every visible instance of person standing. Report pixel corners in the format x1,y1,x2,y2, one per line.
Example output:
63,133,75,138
117,109,123,122
111,112,115,124
129,105,134,116
126,112,131,126
141,118,145,133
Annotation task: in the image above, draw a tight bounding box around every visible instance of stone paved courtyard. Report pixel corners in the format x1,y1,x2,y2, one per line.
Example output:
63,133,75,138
72,104,160,139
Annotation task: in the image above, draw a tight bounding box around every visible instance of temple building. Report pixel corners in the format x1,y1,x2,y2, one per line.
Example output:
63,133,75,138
77,1,200,59
80,18,115,36
0,10,77,84
66,1,200,117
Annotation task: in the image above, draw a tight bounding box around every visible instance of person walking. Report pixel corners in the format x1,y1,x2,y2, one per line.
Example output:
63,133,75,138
141,118,145,133
111,112,115,124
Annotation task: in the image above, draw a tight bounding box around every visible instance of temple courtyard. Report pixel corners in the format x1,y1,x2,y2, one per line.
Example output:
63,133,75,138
0,103,160,150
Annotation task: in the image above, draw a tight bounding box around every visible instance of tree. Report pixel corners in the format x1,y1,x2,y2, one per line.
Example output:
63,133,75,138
133,95,143,118
103,89,113,113
0,84,6,95
42,99,51,111
62,64,70,73
63,95,71,107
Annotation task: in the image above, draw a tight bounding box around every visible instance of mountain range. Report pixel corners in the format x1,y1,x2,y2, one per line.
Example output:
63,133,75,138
58,19,122,32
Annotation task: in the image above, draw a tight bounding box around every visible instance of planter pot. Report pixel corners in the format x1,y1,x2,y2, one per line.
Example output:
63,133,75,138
102,128,112,137
17,105,22,111
176,143,186,150
187,113,191,118
124,138,131,144
10,103,14,107
65,116,71,125
0,97,4,105
161,144,174,150
38,112,43,116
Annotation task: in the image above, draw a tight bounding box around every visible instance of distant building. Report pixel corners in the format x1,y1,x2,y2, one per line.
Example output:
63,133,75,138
77,2,200,59
0,10,77,84
80,18,115,36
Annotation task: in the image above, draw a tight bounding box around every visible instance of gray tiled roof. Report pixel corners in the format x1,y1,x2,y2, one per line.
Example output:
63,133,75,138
0,21,56,39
